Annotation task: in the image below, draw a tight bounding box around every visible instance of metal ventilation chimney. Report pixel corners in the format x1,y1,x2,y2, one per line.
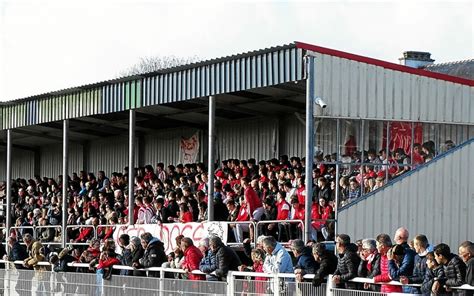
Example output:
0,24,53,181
399,51,435,68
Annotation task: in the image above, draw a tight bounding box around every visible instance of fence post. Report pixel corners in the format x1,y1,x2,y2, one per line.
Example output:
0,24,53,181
273,273,280,296
159,267,164,296
227,271,234,296
326,274,334,296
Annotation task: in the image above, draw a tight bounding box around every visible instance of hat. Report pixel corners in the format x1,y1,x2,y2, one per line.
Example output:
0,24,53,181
215,170,225,178
130,236,141,247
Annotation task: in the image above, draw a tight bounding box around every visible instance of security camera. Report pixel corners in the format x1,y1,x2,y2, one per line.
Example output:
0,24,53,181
314,97,327,109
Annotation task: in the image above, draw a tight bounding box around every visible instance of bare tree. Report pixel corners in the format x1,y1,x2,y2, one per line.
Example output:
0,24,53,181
119,55,200,76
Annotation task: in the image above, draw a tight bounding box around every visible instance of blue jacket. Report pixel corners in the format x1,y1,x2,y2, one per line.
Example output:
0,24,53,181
263,243,294,274
407,252,428,294
389,243,416,293
199,250,217,274
294,247,318,274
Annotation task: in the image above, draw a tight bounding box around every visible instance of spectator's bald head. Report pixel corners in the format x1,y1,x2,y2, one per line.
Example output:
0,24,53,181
394,227,409,244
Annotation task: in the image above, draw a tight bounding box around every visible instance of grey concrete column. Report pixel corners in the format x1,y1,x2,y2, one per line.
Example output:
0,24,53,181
304,56,315,243
334,119,341,240
62,120,69,248
207,95,216,221
128,109,136,225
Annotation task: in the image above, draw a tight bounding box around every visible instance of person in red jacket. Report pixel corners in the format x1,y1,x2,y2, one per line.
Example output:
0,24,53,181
241,178,264,221
373,234,402,293
312,198,333,241
177,203,193,223
181,237,205,280
289,197,305,240
233,197,251,243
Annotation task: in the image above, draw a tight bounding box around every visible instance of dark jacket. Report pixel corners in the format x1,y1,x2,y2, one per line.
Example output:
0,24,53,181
388,242,416,280
138,238,167,277
358,253,381,279
465,257,474,296
295,247,318,274
422,266,448,295
334,243,361,289
53,254,76,272
214,244,241,280
119,248,132,276
440,254,466,291
313,250,338,287
407,252,428,294
199,250,218,281
130,245,145,277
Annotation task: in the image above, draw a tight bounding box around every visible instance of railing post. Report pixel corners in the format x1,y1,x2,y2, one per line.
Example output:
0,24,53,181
273,272,280,296
159,267,164,296
326,274,334,296
227,271,234,296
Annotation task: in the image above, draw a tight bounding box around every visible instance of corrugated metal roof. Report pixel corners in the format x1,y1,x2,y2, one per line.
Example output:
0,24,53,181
0,43,304,130
424,59,474,80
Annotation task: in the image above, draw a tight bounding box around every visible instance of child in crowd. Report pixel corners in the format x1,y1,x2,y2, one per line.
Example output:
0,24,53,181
421,251,446,295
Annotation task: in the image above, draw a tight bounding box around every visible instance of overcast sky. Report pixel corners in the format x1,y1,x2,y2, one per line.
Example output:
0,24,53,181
0,0,472,102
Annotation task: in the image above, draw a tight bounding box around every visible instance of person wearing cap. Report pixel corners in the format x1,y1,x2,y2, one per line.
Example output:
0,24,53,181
135,232,167,277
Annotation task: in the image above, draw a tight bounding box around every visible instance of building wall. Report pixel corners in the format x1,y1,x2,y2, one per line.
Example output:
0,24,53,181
337,138,474,248
39,143,84,178
309,51,474,125
0,148,35,180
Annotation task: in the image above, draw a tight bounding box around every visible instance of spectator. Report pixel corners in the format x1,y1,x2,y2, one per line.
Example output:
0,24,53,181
373,233,402,293
180,237,205,280
199,237,218,281
233,196,250,243
134,232,167,277
389,227,416,289
241,178,264,221
262,236,293,274
50,247,76,272
333,234,360,289
312,243,338,287
458,241,473,291
292,239,318,282
23,241,47,271
209,236,241,281
434,243,466,294
129,236,145,277
400,234,430,293
358,239,381,290
422,251,447,296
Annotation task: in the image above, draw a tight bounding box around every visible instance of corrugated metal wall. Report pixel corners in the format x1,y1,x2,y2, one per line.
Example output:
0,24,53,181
1,46,304,130
142,128,204,167
0,148,35,180
309,51,474,125
87,135,138,175
216,118,278,161
337,137,474,248
39,143,84,178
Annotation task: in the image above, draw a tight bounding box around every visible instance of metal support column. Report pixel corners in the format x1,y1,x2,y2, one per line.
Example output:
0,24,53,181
5,130,12,253
410,122,415,166
207,95,216,221
128,109,136,225
360,120,365,196
334,119,341,240
62,120,69,248
304,56,315,243
385,122,391,181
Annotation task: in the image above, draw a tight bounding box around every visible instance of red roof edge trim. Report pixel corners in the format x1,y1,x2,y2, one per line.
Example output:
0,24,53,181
295,41,474,87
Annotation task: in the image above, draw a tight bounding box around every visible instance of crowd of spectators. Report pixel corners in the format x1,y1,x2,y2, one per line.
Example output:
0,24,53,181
0,138,453,249
1,225,472,295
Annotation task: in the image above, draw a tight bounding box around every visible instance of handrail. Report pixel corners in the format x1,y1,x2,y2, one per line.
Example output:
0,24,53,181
227,220,257,244
256,219,304,243
1,260,473,291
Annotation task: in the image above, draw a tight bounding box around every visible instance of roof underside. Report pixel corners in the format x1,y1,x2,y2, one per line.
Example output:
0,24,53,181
1,41,473,133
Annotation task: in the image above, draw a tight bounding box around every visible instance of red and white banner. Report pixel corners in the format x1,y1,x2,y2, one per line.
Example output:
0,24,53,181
113,222,228,253
180,132,200,164
383,122,423,154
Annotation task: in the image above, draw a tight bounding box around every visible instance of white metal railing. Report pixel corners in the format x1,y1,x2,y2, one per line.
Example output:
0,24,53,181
256,219,304,243
1,260,473,296
226,220,257,245
35,225,63,245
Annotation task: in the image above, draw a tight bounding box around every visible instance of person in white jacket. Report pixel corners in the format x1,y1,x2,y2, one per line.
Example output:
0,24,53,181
262,236,294,274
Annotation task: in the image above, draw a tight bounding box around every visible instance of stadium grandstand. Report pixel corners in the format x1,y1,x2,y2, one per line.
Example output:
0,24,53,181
0,42,473,295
